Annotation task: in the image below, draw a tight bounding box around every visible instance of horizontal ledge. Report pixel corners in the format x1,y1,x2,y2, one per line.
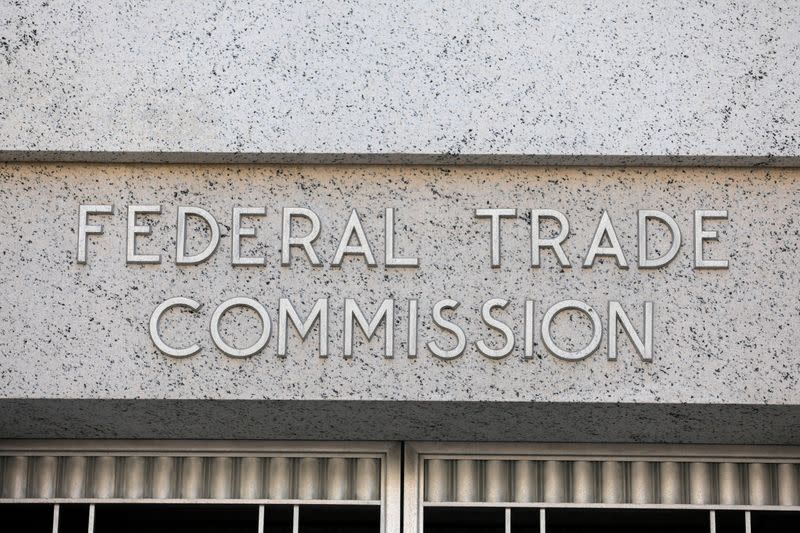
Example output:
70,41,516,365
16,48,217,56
3,439,798,461
0,439,390,456
0,500,796,511
0,498,381,506
0,151,799,167
2,400,799,444
421,502,800,511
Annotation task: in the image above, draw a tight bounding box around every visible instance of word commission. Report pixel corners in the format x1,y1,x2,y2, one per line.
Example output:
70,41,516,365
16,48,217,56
76,204,730,362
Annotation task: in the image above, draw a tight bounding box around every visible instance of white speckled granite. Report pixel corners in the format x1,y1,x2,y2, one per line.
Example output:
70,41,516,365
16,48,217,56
1,2,798,163
0,164,798,412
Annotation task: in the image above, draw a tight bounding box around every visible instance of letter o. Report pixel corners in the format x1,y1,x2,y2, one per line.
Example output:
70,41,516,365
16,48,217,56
210,297,271,358
149,297,202,358
541,300,602,361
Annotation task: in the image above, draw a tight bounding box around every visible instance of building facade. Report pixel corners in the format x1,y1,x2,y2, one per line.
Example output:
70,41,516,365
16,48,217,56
1,2,799,532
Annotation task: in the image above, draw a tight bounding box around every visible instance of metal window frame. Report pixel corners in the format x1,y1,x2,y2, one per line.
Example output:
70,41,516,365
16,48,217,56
0,439,401,533
404,442,800,533
5,440,800,532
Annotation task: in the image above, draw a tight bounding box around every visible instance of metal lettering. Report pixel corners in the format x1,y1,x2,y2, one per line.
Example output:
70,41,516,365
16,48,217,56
608,301,653,361
541,299,602,361
343,299,393,358
176,206,221,265
332,209,377,267
524,300,535,359
149,297,202,358
384,208,419,267
281,207,322,266
694,209,730,269
210,297,271,358
427,299,466,360
232,206,266,266
531,209,571,268
127,205,162,264
408,299,418,358
77,204,113,264
583,210,628,268
476,298,515,359
475,208,517,268
278,298,328,358
638,210,681,268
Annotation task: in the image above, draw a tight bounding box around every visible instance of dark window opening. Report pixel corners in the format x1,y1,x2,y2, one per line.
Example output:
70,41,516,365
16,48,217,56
93,504,258,533
750,511,800,532
299,505,380,533
424,507,505,533
542,508,709,533
0,504,54,533
715,510,747,533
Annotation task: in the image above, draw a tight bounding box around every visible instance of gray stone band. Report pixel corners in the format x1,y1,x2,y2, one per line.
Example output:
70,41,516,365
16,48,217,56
2,400,798,444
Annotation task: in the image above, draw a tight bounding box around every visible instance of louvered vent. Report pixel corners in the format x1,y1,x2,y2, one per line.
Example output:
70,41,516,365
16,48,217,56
424,459,800,506
0,455,381,502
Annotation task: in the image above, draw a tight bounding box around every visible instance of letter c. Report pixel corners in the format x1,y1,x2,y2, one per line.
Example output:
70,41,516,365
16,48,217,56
149,297,202,357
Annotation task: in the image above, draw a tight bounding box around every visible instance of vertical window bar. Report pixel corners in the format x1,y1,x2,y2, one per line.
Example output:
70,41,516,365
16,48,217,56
257,504,265,533
292,504,299,533
540,508,546,533
709,510,716,533
52,504,60,533
87,504,95,533
744,511,752,533
504,507,511,533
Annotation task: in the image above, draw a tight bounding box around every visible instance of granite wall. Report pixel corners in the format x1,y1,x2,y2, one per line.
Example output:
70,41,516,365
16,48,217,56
0,164,797,442
1,1,798,164
1,1,798,442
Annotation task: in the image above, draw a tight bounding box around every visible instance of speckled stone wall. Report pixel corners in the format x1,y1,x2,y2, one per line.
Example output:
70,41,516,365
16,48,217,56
1,1,798,164
0,164,798,441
